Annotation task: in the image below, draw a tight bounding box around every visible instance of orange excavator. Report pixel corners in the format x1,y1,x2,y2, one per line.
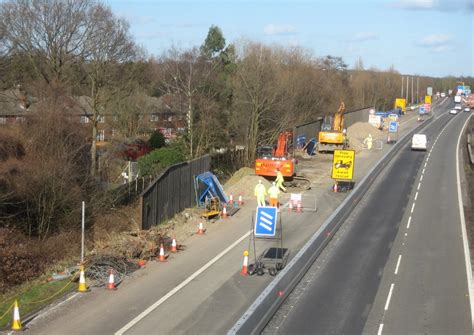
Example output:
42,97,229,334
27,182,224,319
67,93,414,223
255,131,310,189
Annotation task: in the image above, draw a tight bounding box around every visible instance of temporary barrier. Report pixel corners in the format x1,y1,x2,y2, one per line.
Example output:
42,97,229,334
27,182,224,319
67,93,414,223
288,193,317,213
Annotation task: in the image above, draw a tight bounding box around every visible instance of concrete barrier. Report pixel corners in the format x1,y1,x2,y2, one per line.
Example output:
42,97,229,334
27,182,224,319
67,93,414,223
228,116,434,335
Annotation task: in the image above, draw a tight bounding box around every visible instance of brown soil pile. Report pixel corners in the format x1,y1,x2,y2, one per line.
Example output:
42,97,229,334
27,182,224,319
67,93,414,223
224,167,272,198
347,122,385,151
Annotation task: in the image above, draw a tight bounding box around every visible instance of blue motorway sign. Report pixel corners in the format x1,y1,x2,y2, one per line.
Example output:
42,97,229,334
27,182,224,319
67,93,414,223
419,106,425,114
388,121,398,133
255,206,278,237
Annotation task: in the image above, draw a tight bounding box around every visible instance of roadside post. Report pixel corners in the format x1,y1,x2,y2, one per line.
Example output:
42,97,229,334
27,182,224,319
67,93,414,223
81,201,85,263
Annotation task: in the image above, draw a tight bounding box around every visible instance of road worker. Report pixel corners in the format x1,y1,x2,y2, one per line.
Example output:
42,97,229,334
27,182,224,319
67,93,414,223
275,168,286,192
254,179,267,207
268,182,280,207
363,134,373,150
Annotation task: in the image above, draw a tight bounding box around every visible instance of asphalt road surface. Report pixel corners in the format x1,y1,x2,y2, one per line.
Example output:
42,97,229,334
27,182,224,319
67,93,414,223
265,102,472,334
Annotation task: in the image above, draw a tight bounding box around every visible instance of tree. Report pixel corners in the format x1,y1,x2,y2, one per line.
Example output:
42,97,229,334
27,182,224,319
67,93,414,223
200,25,226,58
149,130,166,149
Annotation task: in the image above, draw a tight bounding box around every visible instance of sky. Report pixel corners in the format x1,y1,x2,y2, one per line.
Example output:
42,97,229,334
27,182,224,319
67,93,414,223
108,0,474,77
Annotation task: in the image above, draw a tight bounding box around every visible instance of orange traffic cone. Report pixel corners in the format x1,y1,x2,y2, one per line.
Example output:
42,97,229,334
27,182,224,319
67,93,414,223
222,205,228,219
333,182,338,192
241,250,249,276
288,201,293,212
158,243,168,262
137,259,147,267
11,300,21,331
296,202,302,213
229,194,234,205
171,238,178,253
197,222,206,235
238,195,243,206
106,270,117,290
78,264,88,293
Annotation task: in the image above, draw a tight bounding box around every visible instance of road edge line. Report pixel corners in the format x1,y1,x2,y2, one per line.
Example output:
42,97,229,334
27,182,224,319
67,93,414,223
456,113,474,328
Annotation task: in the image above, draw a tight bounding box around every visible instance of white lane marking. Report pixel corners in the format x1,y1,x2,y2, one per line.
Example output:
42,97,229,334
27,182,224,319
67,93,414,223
417,182,421,190
455,114,474,327
115,230,252,335
384,283,395,311
411,203,415,213
420,175,423,182
395,255,402,275
407,216,412,229
377,323,384,335
414,192,418,201
424,162,428,168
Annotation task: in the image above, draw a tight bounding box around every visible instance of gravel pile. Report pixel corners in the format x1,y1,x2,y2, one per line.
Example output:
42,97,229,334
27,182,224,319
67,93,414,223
347,122,385,151
224,167,272,198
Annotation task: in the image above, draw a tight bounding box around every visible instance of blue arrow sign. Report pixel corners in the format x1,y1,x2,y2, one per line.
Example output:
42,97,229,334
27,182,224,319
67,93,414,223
255,206,278,237
389,121,398,133
419,106,425,114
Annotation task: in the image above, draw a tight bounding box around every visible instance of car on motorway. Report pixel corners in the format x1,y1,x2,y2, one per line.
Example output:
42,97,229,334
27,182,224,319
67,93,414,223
411,134,427,151
449,109,458,115
464,106,471,112
454,104,462,110
441,92,446,98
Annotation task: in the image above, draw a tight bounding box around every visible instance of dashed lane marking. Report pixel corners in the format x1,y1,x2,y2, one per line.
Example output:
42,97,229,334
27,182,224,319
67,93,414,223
417,182,421,190
384,283,395,311
407,216,411,229
414,192,418,201
377,323,384,335
395,255,402,275
410,203,415,214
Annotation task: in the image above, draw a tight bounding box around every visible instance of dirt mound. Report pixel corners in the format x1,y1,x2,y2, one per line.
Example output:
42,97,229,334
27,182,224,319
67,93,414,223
347,122,385,151
224,167,254,189
225,174,272,198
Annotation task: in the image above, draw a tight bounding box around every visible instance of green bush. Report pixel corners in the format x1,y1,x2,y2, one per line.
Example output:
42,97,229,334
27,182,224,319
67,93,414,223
148,131,166,150
138,146,186,177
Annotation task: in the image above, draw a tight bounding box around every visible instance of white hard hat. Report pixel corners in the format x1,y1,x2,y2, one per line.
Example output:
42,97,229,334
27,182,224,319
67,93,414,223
272,182,276,186
258,179,262,184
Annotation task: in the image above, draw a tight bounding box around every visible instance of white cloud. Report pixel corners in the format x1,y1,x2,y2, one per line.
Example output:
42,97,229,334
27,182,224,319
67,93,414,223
390,0,473,11
351,32,379,42
417,34,454,52
392,0,435,9
263,24,297,36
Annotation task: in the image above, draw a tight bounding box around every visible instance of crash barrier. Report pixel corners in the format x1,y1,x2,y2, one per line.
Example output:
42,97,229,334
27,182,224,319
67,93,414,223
287,193,317,213
468,132,474,165
140,155,211,229
293,106,374,152
228,115,434,335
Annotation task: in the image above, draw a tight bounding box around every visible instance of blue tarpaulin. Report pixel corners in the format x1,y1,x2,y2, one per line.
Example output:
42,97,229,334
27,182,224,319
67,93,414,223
195,172,229,207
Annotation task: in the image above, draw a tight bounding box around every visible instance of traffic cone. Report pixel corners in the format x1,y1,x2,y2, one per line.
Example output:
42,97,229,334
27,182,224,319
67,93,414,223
171,238,178,253
197,222,206,235
158,243,168,262
333,182,338,193
106,269,117,290
222,205,228,219
241,250,249,276
229,194,234,205
11,300,21,331
288,201,293,212
238,195,243,206
296,202,302,213
78,264,88,292
137,259,147,267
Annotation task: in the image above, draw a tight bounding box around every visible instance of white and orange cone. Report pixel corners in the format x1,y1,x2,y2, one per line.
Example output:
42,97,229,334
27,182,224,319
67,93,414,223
11,300,21,331
158,243,168,262
241,250,249,276
171,238,178,253
229,194,233,205
238,195,243,206
297,202,302,213
222,205,228,219
333,182,338,193
78,264,88,293
106,270,117,290
197,222,206,235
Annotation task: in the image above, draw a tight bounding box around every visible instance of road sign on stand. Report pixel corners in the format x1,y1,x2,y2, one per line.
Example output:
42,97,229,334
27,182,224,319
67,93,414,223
425,103,431,112
255,206,278,237
419,106,425,114
332,150,355,180
389,121,398,133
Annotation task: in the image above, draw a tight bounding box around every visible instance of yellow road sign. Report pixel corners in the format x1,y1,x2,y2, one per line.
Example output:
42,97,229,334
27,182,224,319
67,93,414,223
425,95,432,104
332,149,355,180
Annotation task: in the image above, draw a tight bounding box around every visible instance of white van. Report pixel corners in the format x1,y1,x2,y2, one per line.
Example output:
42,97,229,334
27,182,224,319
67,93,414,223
411,134,427,151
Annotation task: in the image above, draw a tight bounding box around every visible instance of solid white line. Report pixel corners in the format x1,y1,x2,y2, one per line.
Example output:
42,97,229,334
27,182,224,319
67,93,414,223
115,230,252,335
411,203,415,213
395,255,402,275
377,323,384,335
455,114,474,328
414,192,418,201
407,216,411,229
384,283,395,311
